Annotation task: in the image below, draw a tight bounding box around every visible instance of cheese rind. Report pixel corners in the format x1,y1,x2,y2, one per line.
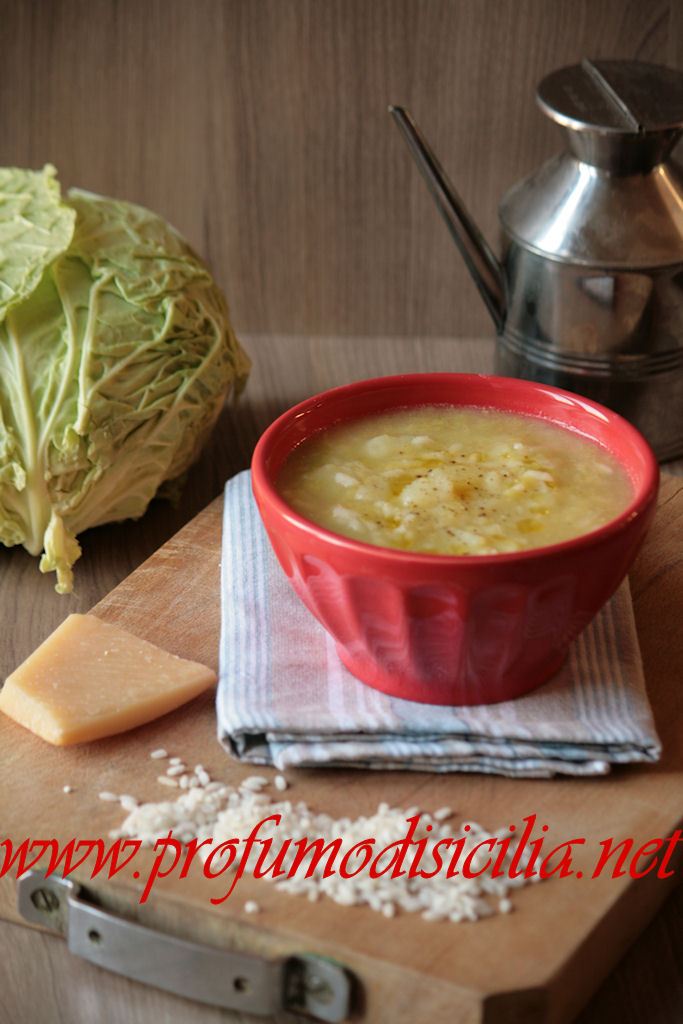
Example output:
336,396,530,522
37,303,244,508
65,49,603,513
0,614,217,745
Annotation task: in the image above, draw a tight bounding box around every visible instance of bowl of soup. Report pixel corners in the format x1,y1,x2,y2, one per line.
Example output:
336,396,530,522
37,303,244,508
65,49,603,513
251,374,659,705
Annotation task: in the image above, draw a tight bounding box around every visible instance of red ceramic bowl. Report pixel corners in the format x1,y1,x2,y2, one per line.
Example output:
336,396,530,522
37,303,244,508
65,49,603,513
251,374,659,705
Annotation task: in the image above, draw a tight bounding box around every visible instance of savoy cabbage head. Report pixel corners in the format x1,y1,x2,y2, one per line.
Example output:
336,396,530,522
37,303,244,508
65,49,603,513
0,165,250,593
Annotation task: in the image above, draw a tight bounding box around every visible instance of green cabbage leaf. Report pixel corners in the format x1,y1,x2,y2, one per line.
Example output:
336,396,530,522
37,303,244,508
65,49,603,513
0,165,250,593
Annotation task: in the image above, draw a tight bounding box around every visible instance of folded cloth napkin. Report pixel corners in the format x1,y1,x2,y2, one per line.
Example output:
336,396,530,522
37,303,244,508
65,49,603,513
217,470,661,777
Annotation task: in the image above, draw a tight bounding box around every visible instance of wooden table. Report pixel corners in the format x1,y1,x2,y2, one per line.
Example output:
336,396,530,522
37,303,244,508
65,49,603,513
0,336,681,1024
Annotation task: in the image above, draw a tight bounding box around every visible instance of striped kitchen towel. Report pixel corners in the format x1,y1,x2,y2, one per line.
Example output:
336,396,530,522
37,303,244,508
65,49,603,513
216,470,661,777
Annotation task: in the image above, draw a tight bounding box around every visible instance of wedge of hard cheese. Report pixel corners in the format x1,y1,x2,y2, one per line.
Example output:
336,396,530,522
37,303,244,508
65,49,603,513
0,614,217,745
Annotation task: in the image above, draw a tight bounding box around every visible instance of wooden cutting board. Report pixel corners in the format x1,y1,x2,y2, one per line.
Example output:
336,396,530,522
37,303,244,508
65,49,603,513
1,475,681,1024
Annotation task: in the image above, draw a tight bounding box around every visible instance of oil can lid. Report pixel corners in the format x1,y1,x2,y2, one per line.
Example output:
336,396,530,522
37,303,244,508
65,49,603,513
537,59,683,172
538,59,683,134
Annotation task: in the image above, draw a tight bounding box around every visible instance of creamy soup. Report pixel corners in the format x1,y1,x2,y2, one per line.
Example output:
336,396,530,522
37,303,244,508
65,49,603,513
277,405,633,555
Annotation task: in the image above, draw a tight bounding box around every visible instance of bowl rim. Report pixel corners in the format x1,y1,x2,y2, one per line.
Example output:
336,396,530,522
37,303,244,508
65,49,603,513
251,372,660,566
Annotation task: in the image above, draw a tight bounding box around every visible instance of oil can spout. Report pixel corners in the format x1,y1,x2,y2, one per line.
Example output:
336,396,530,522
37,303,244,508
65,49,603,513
389,105,506,332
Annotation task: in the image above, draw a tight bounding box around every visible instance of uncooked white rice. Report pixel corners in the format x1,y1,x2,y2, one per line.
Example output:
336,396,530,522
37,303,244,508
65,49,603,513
156,775,179,788
103,755,541,922
432,806,453,822
240,775,269,791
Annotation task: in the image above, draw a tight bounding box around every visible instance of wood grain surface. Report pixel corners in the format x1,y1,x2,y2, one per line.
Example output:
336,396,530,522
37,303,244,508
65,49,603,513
0,336,681,1024
1,0,682,340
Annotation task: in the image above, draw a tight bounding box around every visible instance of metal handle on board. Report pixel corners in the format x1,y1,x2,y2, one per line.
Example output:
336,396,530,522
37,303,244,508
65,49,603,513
18,870,354,1022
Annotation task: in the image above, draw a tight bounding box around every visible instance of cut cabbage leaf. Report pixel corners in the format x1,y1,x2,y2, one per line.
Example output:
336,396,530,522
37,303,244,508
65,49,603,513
0,166,250,592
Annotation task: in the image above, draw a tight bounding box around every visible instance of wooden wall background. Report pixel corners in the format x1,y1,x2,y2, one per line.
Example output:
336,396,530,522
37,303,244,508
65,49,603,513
1,0,682,341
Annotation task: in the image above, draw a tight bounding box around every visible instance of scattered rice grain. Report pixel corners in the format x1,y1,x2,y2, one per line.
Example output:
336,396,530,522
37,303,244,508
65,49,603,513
433,806,453,821
240,776,268,791
157,776,179,788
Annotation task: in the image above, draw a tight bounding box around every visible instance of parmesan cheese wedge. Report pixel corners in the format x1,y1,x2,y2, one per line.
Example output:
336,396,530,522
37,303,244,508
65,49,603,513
0,614,217,745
